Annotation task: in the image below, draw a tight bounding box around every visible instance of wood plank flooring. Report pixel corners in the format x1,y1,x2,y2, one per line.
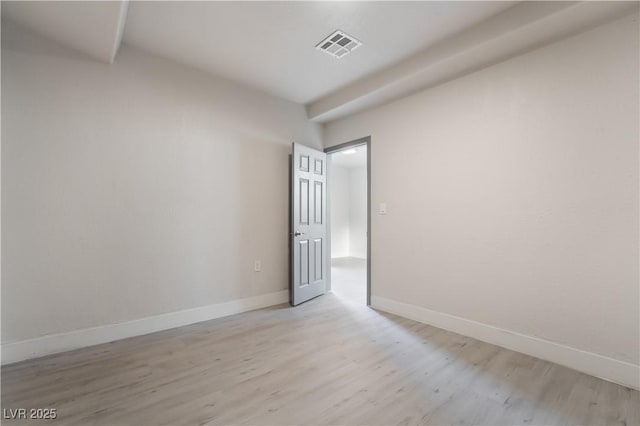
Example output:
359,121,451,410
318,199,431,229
2,292,638,425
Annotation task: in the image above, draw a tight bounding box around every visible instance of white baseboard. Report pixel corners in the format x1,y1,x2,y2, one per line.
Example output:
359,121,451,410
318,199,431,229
1,290,289,366
331,252,350,259
372,296,639,390
331,255,367,260
349,253,367,260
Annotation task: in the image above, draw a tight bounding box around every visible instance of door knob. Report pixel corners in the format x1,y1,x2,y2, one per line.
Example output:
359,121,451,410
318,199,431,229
293,231,305,236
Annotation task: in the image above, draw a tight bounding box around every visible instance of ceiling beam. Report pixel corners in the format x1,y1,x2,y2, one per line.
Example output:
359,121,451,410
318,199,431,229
109,0,130,64
306,1,639,124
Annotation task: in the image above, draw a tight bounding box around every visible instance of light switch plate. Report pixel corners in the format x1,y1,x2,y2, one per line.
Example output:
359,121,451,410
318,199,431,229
379,202,387,214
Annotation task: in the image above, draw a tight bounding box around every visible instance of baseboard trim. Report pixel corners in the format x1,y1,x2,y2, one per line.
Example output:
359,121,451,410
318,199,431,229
331,253,351,259
371,296,639,390
1,290,289,366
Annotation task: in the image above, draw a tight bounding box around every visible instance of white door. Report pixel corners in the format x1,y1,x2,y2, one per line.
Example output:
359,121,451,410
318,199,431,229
291,143,327,306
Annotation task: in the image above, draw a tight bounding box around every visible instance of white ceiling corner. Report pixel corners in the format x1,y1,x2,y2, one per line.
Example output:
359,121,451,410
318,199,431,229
2,0,130,64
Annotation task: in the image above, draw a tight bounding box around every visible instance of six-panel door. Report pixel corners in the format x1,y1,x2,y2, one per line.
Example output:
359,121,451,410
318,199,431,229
291,143,327,306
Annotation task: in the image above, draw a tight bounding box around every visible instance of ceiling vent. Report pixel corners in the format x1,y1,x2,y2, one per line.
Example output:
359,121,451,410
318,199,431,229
316,30,362,59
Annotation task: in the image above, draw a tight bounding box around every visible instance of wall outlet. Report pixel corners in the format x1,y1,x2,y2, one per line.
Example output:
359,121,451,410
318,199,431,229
254,260,261,272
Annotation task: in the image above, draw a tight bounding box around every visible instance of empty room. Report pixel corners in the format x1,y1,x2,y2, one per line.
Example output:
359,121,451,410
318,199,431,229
1,1,638,425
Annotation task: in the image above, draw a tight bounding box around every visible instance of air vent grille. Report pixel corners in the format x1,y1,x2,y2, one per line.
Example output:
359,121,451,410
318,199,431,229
316,30,362,59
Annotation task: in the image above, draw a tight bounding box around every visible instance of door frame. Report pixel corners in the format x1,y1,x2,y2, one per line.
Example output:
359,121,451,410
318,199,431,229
324,136,372,306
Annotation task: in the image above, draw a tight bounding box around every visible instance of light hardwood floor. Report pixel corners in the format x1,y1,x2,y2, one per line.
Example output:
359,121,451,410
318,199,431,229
2,290,638,425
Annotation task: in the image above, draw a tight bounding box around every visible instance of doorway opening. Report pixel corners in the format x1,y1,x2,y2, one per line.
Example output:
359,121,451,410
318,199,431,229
326,138,370,305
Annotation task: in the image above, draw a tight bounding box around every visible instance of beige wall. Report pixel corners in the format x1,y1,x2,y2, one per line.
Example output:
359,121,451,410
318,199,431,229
329,163,367,259
1,21,322,344
329,163,350,258
325,14,639,366
348,166,367,259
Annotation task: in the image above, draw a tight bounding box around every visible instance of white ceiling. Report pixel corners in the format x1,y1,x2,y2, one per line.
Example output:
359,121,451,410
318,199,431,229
330,145,367,169
122,1,515,104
